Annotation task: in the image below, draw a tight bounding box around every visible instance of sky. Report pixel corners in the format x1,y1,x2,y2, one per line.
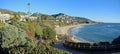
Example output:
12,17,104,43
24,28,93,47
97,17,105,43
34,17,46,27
0,0,120,23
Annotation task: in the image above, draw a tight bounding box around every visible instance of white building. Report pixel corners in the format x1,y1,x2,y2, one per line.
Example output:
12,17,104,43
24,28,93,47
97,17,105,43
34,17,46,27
0,12,10,23
29,16,37,20
20,15,28,21
0,12,38,23
20,15,37,21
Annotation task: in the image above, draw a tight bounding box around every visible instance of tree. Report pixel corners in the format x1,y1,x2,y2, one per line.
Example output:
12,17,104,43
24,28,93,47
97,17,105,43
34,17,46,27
27,3,30,16
35,24,43,36
43,27,56,40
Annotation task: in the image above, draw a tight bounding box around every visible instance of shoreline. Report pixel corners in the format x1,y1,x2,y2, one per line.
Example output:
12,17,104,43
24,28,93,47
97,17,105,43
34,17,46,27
55,24,86,35
53,23,120,54
55,24,90,42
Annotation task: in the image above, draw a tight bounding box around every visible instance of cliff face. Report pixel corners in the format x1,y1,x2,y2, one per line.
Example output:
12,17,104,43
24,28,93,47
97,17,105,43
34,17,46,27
52,13,96,24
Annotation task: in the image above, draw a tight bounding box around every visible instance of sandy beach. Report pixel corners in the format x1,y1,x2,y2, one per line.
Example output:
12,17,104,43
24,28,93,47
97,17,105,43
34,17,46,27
55,24,89,42
53,24,120,54
55,24,87,35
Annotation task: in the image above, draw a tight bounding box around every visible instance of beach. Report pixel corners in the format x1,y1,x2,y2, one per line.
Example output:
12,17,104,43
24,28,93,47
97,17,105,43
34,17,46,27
55,24,88,42
53,23,120,54
55,24,87,35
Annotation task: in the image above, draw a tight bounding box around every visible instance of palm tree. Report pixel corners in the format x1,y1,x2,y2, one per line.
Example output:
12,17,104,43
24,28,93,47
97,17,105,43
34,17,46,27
27,3,30,17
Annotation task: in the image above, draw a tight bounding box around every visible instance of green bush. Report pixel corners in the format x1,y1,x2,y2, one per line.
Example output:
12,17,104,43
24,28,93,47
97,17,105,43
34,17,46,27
13,22,36,42
9,44,71,54
35,24,43,36
13,22,29,29
0,23,4,26
0,25,34,48
43,27,56,40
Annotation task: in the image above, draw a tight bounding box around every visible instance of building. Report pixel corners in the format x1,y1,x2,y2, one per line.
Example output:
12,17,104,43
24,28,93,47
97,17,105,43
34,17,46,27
20,15,28,21
0,12,10,23
29,16,37,20
20,15,37,21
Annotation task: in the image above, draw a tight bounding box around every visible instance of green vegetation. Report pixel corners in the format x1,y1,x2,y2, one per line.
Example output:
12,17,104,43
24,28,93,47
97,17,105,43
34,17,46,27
13,22,36,42
0,8,97,54
9,44,71,54
0,11,71,53
0,23,4,26
43,27,56,40
13,22,29,29
0,25,34,48
35,24,43,36
10,12,22,24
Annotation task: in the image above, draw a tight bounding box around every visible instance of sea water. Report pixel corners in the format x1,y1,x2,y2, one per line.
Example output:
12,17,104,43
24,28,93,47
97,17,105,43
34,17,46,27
70,23,120,43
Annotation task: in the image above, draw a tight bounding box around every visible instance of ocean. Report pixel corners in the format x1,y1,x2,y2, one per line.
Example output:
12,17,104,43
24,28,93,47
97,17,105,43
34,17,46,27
70,23,120,43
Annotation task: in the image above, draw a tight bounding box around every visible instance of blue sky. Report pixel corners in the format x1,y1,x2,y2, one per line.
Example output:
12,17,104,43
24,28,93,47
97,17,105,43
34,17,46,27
0,0,120,23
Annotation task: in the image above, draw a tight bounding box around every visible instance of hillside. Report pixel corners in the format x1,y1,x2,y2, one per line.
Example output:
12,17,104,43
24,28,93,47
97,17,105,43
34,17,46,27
0,8,96,24
0,8,27,15
52,13,96,24
0,8,97,54
0,8,14,14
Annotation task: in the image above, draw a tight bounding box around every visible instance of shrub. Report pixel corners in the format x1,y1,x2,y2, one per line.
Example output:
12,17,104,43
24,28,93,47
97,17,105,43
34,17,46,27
13,22,36,44
0,25,34,48
9,44,71,54
0,23,4,26
43,27,56,40
13,22,29,30
35,24,43,36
